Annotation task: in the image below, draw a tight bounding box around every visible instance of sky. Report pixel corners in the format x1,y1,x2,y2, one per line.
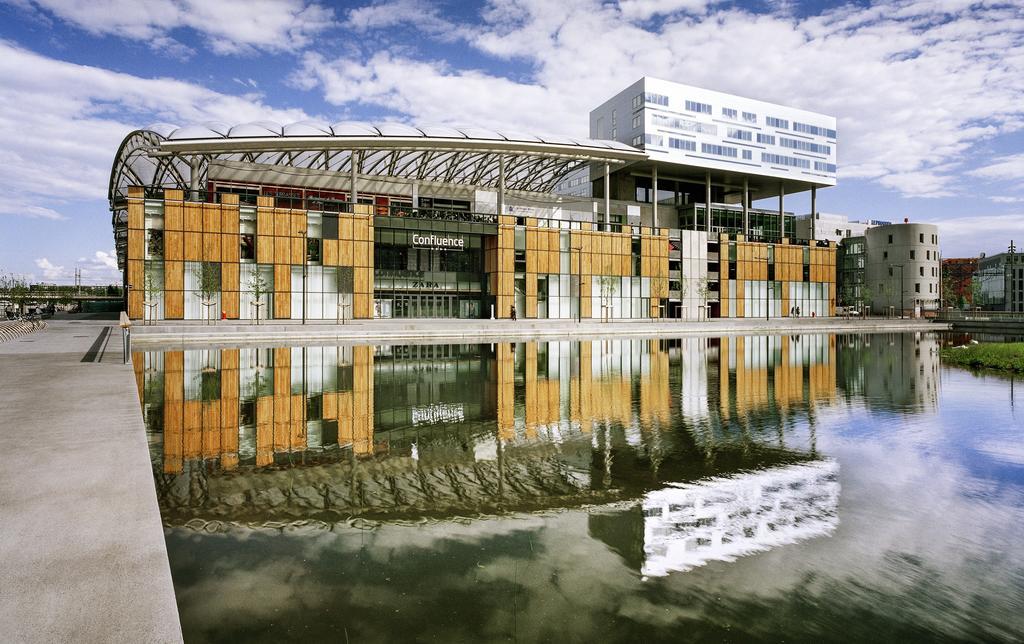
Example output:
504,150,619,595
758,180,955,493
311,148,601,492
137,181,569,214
0,0,1022,285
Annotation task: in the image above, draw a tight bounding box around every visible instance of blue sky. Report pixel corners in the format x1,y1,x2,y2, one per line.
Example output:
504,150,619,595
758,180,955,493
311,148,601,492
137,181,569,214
0,0,1022,284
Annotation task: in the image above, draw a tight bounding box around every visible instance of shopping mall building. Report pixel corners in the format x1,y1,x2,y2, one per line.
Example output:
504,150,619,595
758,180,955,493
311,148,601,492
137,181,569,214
109,77,838,321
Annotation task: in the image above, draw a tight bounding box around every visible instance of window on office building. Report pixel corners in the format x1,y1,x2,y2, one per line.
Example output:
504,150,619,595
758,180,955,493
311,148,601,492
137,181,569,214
883,251,888,259
910,250,915,259
919,266,924,276
766,116,789,129
742,112,756,123
632,94,642,109
742,150,752,160
632,135,642,146
723,107,737,119
756,133,775,145
685,100,712,114
888,234,893,243
632,114,641,129
915,283,920,293
645,93,669,106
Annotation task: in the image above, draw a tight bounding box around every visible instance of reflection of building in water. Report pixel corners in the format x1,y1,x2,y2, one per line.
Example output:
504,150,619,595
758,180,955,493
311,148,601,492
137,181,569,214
135,337,834,526
133,345,374,474
589,460,839,577
713,335,836,422
835,332,939,411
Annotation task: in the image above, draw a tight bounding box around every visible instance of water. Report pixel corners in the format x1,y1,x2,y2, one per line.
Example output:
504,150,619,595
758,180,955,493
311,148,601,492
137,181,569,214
133,333,1024,643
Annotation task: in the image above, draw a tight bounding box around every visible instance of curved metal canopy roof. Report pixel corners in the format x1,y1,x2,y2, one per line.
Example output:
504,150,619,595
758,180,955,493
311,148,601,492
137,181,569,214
109,120,646,206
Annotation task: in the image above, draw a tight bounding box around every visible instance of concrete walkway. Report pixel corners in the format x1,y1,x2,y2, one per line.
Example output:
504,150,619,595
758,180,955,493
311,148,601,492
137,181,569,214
133,315,947,347
0,320,182,643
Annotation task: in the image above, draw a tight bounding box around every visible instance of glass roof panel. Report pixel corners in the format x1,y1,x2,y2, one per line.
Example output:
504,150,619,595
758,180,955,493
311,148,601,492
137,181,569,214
376,123,425,137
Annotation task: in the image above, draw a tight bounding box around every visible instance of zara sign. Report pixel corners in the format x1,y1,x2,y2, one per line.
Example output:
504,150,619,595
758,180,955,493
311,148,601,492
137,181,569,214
412,233,465,250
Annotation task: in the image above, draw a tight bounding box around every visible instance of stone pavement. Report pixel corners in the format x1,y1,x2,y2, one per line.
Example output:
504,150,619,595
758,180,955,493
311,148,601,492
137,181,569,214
0,320,182,643
133,315,946,347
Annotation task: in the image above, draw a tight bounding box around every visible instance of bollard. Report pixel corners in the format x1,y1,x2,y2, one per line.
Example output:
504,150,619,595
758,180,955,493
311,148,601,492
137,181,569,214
119,311,132,364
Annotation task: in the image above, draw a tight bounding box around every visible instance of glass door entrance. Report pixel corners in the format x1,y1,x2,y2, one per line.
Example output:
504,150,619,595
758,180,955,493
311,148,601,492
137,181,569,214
388,293,466,318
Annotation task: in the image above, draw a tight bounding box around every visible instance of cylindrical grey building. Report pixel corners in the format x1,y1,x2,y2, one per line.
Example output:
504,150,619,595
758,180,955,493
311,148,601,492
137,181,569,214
864,222,940,316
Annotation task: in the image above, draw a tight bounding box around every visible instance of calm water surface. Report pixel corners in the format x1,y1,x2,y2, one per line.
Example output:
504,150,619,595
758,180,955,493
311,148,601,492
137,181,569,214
134,333,1024,643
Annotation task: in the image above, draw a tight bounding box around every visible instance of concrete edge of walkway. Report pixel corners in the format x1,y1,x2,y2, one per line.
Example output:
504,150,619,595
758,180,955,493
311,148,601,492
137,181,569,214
132,319,948,348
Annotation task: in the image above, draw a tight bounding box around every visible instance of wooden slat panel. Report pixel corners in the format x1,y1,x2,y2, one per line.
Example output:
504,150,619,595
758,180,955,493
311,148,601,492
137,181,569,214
184,203,202,232
221,233,239,264
184,232,202,261
202,233,221,262
256,235,274,265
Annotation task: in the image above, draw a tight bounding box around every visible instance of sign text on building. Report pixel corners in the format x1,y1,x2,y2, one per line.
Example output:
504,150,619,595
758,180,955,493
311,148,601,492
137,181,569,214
412,233,465,250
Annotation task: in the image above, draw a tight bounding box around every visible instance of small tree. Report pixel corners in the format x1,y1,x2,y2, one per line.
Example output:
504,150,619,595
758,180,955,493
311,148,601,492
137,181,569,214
192,262,221,324
599,275,618,321
248,266,269,324
0,271,31,317
696,277,710,320
143,262,162,325
859,284,873,317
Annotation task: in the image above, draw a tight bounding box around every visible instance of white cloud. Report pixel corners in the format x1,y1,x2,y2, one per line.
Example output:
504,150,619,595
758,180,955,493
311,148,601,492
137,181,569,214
969,153,1024,183
295,0,1024,199
19,0,336,56
34,257,65,280
918,213,1024,257
0,40,309,209
988,195,1024,204
618,0,713,21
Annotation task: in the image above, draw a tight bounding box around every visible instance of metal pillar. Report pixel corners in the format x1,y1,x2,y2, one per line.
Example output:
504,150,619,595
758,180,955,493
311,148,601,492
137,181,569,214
189,157,201,201
742,178,749,236
604,162,611,228
778,182,785,241
810,186,817,241
350,151,359,207
652,165,658,230
704,172,711,233
498,156,505,217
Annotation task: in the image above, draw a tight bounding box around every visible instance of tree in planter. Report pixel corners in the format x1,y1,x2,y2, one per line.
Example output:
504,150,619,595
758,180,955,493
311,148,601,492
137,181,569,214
0,271,31,317
696,277,710,320
143,262,162,325
248,266,269,324
859,284,873,317
191,262,221,324
598,275,618,321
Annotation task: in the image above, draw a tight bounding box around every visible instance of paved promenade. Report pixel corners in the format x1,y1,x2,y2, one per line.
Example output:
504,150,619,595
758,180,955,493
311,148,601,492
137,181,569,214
134,315,946,347
0,320,182,643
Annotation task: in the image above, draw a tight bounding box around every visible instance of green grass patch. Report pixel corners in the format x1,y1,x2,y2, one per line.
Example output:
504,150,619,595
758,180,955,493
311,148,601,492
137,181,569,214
940,342,1024,372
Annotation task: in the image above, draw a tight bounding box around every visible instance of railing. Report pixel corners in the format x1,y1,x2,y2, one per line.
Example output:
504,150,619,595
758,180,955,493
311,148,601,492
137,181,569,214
937,309,1024,322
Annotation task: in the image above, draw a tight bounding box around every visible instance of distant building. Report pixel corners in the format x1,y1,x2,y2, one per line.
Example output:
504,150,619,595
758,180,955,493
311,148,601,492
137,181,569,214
795,212,890,245
941,258,977,309
974,246,1024,312
864,222,941,315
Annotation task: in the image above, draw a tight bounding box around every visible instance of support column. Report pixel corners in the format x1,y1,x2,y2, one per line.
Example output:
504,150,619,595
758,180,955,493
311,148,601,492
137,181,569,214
412,181,419,208
743,178,749,236
350,151,360,207
778,182,785,241
604,162,611,228
810,186,817,241
189,157,201,201
652,165,658,230
498,156,505,217
705,171,711,233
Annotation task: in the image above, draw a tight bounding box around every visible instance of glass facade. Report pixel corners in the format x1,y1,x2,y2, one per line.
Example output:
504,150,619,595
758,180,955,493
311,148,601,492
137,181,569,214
372,228,486,319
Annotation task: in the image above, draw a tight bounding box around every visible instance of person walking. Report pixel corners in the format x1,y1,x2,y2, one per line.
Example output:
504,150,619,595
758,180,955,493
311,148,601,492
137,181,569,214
510,305,517,321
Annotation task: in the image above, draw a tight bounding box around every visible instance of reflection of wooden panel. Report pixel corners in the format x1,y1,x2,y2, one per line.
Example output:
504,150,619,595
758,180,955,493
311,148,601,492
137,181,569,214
256,396,274,467
183,400,202,459
202,401,221,458
496,343,514,440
